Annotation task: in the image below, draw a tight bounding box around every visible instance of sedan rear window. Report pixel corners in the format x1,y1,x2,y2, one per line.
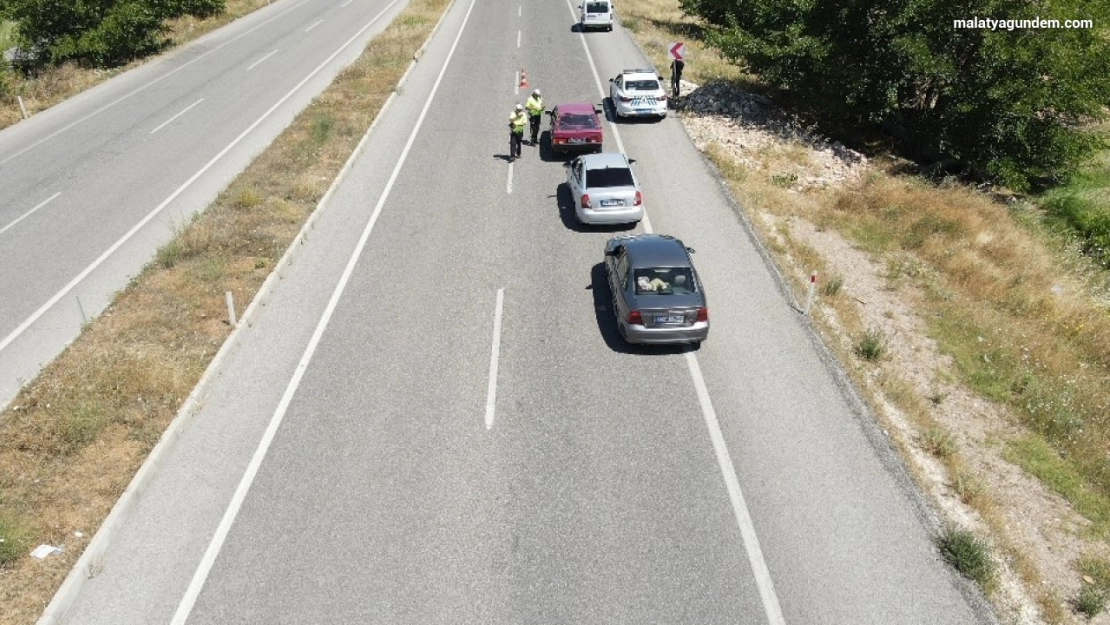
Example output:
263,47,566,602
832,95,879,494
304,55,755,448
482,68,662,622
625,80,660,91
559,114,599,128
634,267,695,294
585,167,634,188
586,2,609,13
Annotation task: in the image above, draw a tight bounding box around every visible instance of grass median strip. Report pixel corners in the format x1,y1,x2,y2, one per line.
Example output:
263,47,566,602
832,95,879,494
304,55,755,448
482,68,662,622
0,0,451,621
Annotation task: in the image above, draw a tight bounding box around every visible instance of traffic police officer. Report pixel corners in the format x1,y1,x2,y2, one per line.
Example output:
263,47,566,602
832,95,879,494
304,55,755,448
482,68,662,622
525,88,544,145
509,104,527,161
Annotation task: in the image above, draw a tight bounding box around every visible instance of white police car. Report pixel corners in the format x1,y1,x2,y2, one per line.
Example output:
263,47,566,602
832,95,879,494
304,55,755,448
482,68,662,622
608,69,668,119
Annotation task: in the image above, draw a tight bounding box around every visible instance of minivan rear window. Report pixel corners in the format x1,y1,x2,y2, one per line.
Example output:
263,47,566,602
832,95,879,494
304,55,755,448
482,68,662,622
586,2,609,13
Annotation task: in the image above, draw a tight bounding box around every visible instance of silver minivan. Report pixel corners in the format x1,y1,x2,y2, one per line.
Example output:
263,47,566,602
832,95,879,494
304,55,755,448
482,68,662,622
579,0,614,31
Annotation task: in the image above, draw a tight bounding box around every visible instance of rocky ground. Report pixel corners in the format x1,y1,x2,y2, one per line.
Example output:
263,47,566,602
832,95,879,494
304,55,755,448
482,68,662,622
669,79,1109,625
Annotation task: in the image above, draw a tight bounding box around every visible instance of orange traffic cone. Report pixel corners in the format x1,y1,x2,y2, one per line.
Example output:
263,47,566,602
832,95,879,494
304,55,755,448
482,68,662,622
520,69,528,89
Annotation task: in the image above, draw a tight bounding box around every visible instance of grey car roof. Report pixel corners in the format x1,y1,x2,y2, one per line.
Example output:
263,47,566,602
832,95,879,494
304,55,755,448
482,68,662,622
621,234,690,267
579,152,630,170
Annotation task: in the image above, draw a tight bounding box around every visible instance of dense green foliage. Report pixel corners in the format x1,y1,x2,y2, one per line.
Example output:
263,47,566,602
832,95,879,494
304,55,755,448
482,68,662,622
1,0,224,68
681,0,1110,190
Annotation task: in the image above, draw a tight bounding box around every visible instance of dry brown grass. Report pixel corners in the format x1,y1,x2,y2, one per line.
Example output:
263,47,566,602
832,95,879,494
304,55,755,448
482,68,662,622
0,0,450,621
0,0,269,130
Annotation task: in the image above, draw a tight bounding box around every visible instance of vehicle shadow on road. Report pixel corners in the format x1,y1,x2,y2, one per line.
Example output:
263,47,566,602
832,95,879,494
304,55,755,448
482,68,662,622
538,131,575,163
588,263,692,355
555,183,634,234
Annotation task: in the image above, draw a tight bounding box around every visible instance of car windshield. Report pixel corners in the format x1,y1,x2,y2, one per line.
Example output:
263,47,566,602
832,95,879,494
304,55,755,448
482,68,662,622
559,113,599,128
626,80,660,91
634,267,696,295
586,2,608,12
585,167,634,188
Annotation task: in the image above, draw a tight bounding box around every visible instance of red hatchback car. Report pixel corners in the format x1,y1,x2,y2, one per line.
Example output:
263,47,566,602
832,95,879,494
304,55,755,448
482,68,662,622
548,101,604,154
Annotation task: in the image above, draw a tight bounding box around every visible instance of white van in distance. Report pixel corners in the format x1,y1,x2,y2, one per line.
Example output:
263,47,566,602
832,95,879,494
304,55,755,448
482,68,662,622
579,0,614,31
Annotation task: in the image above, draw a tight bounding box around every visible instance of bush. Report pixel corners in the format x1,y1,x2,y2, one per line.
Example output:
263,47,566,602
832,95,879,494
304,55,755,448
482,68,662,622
7,0,226,68
682,0,1110,190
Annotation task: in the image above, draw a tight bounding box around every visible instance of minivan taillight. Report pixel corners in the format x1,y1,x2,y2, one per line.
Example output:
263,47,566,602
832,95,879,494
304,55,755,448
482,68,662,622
695,307,709,323
581,193,591,208
634,191,642,206
628,310,644,325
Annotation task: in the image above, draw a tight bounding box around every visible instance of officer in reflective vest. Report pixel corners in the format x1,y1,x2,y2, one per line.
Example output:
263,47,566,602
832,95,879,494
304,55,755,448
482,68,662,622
509,104,527,161
525,89,544,145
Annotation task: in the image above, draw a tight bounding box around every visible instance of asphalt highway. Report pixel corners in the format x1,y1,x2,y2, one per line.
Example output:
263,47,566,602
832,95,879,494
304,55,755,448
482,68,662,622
0,0,411,409
56,0,998,623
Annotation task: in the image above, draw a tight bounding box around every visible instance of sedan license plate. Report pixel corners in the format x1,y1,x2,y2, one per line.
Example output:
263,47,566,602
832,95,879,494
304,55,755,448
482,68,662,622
655,315,685,324
569,138,585,143
600,199,623,207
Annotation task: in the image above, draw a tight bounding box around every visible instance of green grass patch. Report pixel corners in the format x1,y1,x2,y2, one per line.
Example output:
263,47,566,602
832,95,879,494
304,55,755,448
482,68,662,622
853,327,887,361
1076,584,1107,618
938,528,997,589
0,514,30,566
1005,435,1110,538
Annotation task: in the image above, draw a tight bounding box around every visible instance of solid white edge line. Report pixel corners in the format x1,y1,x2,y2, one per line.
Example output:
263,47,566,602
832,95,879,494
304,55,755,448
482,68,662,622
686,352,787,625
306,19,324,32
507,161,514,193
0,0,313,166
0,0,403,356
341,0,353,6
485,288,505,430
150,98,204,134
246,49,279,71
32,0,457,619
0,192,60,237
168,0,480,621
564,0,785,621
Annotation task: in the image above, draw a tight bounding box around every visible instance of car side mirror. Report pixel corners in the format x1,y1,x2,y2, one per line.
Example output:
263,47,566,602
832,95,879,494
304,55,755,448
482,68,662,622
628,158,637,164
686,247,696,253
658,75,665,81
595,107,604,114
604,249,618,256
562,161,571,167
609,78,615,82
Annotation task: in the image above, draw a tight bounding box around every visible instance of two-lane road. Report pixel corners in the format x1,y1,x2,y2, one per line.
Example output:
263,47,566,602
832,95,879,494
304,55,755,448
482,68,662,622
56,0,998,623
0,0,410,409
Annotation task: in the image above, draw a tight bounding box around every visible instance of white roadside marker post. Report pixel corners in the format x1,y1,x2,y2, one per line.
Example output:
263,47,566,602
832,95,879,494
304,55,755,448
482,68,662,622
17,96,29,119
225,291,237,327
803,272,817,315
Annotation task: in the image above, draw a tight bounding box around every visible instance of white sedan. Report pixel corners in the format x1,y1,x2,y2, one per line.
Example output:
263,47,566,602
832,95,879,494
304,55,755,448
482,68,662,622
564,152,644,225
